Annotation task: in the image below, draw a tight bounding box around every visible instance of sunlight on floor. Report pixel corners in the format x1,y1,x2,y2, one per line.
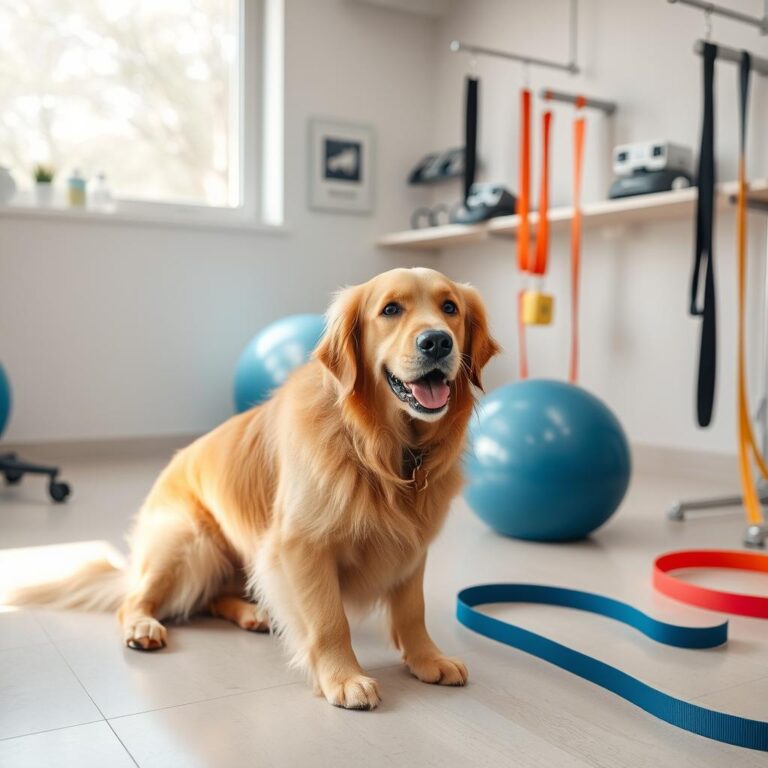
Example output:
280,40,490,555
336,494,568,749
0,540,126,598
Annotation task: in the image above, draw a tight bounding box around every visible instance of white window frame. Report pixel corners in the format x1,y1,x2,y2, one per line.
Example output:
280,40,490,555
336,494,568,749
2,0,284,232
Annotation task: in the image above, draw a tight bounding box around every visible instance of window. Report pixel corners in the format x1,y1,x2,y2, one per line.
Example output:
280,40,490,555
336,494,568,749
0,0,283,223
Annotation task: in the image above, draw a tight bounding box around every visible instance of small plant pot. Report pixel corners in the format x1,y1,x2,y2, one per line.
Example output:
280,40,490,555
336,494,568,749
35,181,53,207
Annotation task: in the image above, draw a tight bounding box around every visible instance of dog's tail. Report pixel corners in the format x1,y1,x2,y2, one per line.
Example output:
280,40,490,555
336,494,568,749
2,557,127,612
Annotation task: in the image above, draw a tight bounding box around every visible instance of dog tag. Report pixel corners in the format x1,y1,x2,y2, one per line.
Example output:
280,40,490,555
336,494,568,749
521,291,554,326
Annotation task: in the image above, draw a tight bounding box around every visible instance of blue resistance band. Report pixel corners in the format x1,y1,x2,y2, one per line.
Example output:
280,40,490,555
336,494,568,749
456,584,768,752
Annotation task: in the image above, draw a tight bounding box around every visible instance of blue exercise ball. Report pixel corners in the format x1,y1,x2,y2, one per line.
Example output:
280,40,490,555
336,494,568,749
0,363,10,438
465,379,631,542
234,314,326,412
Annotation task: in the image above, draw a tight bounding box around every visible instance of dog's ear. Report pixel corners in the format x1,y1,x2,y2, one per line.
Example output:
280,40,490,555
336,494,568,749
315,285,364,399
460,283,500,390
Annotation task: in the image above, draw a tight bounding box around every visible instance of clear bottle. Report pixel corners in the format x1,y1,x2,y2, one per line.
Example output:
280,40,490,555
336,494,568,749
67,169,86,208
89,172,115,213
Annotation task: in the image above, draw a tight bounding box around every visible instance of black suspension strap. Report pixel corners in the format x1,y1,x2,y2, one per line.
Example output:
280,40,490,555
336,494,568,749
464,76,479,204
690,42,717,427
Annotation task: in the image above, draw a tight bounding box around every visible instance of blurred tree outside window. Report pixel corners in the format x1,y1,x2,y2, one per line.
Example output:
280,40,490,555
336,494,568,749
0,0,240,207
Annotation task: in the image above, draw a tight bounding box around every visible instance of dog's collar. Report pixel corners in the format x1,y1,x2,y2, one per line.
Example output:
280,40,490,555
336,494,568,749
402,446,429,492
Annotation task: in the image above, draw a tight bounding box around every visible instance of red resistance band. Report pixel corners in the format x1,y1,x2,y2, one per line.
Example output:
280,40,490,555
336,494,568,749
653,550,768,619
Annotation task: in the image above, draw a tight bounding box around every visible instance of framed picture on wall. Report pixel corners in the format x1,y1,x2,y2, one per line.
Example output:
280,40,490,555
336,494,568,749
308,119,374,214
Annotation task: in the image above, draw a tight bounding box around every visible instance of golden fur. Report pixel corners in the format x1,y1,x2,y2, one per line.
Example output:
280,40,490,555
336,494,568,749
5,267,499,710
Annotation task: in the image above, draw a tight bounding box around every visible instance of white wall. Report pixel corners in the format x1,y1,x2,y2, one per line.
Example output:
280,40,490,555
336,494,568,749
0,0,438,443
429,0,768,454
4,0,767,455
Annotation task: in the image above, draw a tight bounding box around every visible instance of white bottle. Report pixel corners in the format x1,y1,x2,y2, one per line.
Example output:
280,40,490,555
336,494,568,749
68,168,86,208
0,166,16,205
90,172,115,213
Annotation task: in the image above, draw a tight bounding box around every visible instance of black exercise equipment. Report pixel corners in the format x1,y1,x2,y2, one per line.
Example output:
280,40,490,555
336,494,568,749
464,76,478,204
690,41,717,428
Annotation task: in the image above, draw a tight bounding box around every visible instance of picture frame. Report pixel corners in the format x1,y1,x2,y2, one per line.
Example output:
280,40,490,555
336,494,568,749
308,119,374,214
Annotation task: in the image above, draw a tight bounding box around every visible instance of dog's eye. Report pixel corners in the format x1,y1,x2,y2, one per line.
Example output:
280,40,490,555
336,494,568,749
442,300,458,315
382,302,402,316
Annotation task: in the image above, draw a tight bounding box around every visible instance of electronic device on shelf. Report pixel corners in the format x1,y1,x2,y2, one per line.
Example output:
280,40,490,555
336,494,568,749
609,141,694,199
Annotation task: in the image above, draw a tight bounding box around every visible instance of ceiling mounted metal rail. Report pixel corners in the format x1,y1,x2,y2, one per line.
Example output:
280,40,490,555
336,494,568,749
449,0,579,75
694,38,768,75
540,88,616,114
668,0,768,35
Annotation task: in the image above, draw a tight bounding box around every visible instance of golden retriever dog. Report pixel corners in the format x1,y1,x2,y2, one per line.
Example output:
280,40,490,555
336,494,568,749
6,267,499,710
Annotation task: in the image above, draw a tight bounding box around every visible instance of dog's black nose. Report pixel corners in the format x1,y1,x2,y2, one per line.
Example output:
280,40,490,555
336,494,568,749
416,330,453,361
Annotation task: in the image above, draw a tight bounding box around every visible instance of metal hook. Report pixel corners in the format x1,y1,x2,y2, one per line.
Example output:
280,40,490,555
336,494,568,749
704,7,713,40
469,52,478,77
522,61,531,88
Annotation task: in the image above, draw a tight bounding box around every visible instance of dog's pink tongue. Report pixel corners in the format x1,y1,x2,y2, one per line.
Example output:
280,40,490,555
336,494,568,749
409,379,450,409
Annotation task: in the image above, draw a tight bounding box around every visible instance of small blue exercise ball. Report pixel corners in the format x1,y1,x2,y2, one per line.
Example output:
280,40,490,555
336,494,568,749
234,314,326,412
465,379,631,542
0,364,10,437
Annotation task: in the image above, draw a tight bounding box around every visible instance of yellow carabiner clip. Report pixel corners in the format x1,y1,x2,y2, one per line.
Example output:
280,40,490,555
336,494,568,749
521,290,554,326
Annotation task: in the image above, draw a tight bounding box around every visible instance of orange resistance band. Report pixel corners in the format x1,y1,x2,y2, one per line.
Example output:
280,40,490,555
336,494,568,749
518,89,531,273
517,102,552,379
517,94,584,383
517,288,528,379
517,89,532,379
736,156,768,526
570,99,586,383
533,111,552,275
736,54,767,528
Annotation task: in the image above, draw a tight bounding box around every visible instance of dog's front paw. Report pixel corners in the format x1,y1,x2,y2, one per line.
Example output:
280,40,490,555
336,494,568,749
407,655,468,686
322,673,381,710
124,617,167,651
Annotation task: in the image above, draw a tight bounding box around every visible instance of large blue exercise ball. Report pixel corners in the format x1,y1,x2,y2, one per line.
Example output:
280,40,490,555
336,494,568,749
465,379,631,541
234,314,326,412
0,363,10,437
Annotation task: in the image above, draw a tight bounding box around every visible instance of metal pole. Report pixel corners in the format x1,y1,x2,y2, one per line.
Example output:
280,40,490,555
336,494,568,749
668,0,768,33
570,0,578,67
449,40,579,74
694,39,768,76
539,88,616,115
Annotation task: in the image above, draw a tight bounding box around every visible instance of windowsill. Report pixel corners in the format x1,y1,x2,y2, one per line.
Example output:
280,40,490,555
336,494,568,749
0,201,289,235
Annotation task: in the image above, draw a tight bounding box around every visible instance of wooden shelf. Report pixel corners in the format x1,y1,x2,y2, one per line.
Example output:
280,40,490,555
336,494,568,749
377,179,768,253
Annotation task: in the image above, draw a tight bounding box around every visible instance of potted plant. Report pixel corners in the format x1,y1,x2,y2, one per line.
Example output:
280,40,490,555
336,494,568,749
33,164,55,206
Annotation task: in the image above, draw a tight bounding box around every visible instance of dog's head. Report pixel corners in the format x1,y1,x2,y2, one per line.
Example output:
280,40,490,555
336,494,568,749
316,268,499,423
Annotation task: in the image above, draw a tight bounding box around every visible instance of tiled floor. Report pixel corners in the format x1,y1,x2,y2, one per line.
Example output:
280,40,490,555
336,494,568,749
0,444,767,767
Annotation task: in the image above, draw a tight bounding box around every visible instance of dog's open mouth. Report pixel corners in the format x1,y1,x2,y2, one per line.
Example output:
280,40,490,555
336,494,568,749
386,369,451,413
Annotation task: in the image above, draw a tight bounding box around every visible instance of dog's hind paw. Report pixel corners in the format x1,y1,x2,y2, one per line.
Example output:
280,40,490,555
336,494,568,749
209,596,270,633
407,654,468,686
236,603,270,633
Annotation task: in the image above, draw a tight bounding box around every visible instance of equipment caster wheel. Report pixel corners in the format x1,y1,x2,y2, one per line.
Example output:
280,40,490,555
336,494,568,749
744,525,767,548
4,469,22,484
49,481,71,503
